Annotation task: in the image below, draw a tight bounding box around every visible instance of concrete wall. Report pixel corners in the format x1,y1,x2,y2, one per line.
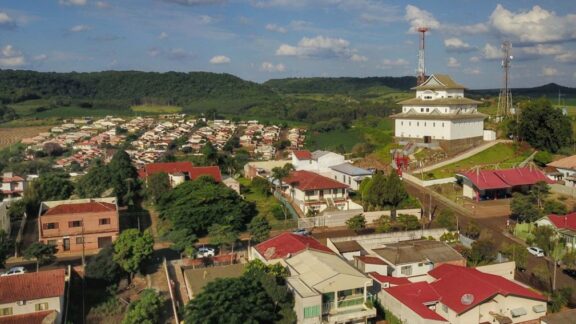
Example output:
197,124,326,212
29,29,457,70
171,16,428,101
476,262,516,281
0,296,63,324
288,284,322,324
448,119,484,140
395,119,451,140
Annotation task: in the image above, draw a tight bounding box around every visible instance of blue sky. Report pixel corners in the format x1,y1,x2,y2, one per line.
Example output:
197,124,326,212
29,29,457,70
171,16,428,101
1,0,575,88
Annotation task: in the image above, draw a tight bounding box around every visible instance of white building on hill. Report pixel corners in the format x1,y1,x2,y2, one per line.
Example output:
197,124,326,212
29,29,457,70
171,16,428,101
391,74,487,154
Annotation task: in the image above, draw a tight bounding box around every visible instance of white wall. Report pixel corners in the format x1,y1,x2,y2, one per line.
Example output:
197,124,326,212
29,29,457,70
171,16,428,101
0,296,63,323
448,119,484,140
395,119,451,140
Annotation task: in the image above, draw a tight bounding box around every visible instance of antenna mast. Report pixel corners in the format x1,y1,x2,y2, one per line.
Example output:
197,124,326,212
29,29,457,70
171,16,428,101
497,41,513,119
417,27,429,86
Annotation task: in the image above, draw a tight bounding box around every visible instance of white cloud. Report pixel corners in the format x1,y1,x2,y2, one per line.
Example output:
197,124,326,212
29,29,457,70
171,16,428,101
289,20,311,30
209,55,231,64
276,36,364,61
95,1,110,9
265,24,287,33
378,58,409,68
469,56,480,63
404,5,440,33
555,52,576,63
69,24,90,33
59,0,88,6
198,15,215,24
351,54,367,62
0,11,15,28
444,37,474,52
0,44,26,67
158,32,169,39
260,62,286,72
489,4,576,44
33,54,48,61
447,57,460,68
482,43,502,60
542,66,559,77
162,0,226,5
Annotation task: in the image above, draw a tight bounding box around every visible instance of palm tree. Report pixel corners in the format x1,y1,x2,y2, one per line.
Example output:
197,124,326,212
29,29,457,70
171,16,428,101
271,163,294,193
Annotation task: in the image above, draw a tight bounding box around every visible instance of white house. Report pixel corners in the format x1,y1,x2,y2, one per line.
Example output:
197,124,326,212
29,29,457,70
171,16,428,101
535,213,576,248
0,268,68,323
291,150,345,173
391,74,487,154
329,163,373,191
1,172,26,198
548,155,576,187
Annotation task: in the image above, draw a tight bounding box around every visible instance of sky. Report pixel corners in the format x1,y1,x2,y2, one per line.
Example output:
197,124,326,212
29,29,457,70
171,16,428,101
1,0,576,88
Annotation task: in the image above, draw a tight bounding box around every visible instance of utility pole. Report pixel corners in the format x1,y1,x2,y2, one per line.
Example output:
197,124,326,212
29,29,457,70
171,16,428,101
416,27,429,86
497,41,513,120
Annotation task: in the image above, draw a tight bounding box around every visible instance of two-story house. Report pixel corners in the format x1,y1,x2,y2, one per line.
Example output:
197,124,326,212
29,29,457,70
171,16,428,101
285,250,377,324
283,170,361,214
38,198,120,253
1,172,26,198
0,268,68,324
250,232,334,265
291,150,345,174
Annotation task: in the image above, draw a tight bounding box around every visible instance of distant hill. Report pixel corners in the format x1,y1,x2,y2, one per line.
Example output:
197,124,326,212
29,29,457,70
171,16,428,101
264,76,416,94
470,83,576,98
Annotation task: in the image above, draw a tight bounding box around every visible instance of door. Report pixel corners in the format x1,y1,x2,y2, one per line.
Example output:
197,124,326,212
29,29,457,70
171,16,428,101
98,236,113,248
424,136,432,143
63,238,70,251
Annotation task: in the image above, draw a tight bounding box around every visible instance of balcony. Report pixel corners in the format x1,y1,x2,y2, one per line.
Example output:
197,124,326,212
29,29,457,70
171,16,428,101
321,297,376,324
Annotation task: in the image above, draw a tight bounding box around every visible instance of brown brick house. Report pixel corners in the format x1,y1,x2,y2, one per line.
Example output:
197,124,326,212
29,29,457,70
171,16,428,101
38,198,119,253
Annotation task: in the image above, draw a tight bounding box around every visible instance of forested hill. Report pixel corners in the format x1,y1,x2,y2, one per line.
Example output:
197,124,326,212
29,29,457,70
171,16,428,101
470,83,576,97
263,76,416,94
0,70,277,105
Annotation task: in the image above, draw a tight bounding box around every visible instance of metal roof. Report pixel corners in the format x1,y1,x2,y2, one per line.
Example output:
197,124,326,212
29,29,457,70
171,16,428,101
330,163,372,176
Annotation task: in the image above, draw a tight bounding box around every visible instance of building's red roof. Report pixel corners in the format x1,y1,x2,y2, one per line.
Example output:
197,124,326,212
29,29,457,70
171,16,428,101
0,311,56,324
138,162,222,182
43,201,116,216
545,212,576,232
428,264,546,314
0,269,66,304
460,167,552,191
284,170,348,191
292,150,312,160
385,281,447,322
356,255,387,265
254,232,333,260
1,176,24,183
369,272,411,286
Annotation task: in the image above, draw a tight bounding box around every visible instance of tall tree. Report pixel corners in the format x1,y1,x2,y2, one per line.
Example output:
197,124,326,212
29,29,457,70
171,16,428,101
168,229,198,258
76,164,112,198
85,245,123,283
469,239,497,266
108,150,140,206
113,229,154,279
201,142,218,165
209,224,238,254
518,98,573,153
122,289,164,324
383,171,408,220
0,230,13,268
23,242,57,271
510,193,542,223
36,172,74,201
248,215,271,244
146,172,171,203
271,164,294,192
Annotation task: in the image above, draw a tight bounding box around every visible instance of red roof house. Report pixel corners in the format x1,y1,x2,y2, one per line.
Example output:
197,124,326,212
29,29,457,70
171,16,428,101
284,170,348,191
138,162,222,182
292,150,312,160
43,201,116,216
384,281,447,322
253,232,333,262
536,212,576,247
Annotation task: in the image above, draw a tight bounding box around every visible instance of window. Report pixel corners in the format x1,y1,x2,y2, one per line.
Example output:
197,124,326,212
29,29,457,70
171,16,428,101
47,239,57,246
69,220,82,228
409,122,411,126
424,122,426,126
35,303,49,311
433,122,436,127
43,222,58,230
401,121,403,126
426,108,429,112
0,308,12,316
400,265,412,276
420,108,424,112
76,237,84,244
442,122,445,127
418,262,423,267
99,218,111,225
416,122,419,126
304,305,321,318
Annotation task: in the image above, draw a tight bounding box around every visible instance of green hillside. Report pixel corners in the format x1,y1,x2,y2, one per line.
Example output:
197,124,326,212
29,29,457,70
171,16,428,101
264,76,416,94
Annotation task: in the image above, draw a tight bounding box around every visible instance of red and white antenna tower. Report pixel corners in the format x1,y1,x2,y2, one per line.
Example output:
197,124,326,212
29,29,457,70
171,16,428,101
417,27,429,85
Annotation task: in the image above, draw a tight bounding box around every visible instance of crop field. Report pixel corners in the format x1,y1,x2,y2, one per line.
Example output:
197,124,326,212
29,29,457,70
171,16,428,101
0,126,51,148
130,104,183,114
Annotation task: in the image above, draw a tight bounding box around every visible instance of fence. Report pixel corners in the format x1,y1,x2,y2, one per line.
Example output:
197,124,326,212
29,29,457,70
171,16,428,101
298,208,422,229
163,258,180,324
274,191,299,220
402,173,456,187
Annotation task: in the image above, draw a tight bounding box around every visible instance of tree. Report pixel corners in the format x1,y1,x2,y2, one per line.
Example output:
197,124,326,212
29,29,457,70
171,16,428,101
168,229,198,258
532,225,557,256
185,277,276,324
201,142,218,165
271,164,294,192
42,142,64,157
113,229,154,279
85,245,123,283
76,163,112,198
544,199,568,215
434,209,457,231
346,214,366,233
510,193,541,223
248,215,271,244
533,151,553,167
251,177,272,196
562,250,576,270
209,224,238,253
518,98,573,153
464,220,481,239
122,289,164,324
530,181,551,209
157,177,257,236
374,215,392,233
500,242,528,270
548,288,572,313
146,172,171,203
397,214,421,231
23,242,57,271
0,230,13,268
36,172,74,201
469,239,497,266
361,172,387,210
108,150,140,206
383,171,408,220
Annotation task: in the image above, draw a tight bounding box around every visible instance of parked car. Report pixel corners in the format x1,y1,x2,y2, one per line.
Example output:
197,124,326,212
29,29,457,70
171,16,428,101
293,228,310,236
527,247,545,257
196,246,216,258
1,266,26,277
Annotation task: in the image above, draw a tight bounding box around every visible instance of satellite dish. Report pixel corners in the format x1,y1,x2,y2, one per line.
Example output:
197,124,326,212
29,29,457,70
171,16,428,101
461,294,475,305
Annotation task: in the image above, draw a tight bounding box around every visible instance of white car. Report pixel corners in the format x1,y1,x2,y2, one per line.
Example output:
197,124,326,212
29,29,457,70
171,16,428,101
527,247,545,257
1,266,26,277
196,247,216,258
293,228,310,236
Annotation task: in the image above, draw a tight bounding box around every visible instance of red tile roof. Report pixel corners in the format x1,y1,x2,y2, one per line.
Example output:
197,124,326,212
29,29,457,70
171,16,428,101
1,176,24,183
459,167,553,191
545,212,576,232
284,170,348,191
254,232,333,260
0,269,66,304
428,264,546,314
385,281,447,322
43,201,116,216
0,311,56,324
369,272,411,286
292,150,312,160
138,162,222,182
356,255,387,265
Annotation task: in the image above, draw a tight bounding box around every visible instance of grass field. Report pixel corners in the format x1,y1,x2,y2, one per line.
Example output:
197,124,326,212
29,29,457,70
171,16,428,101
425,143,533,179
33,106,130,118
305,128,364,152
131,104,182,114
0,126,51,148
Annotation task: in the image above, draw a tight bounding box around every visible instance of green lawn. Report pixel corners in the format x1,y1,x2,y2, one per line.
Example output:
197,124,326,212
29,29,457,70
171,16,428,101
305,128,364,152
238,177,291,229
425,143,533,179
131,104,182,114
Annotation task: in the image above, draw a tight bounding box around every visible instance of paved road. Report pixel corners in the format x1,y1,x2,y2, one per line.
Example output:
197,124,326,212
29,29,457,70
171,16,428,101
405,178,576,303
